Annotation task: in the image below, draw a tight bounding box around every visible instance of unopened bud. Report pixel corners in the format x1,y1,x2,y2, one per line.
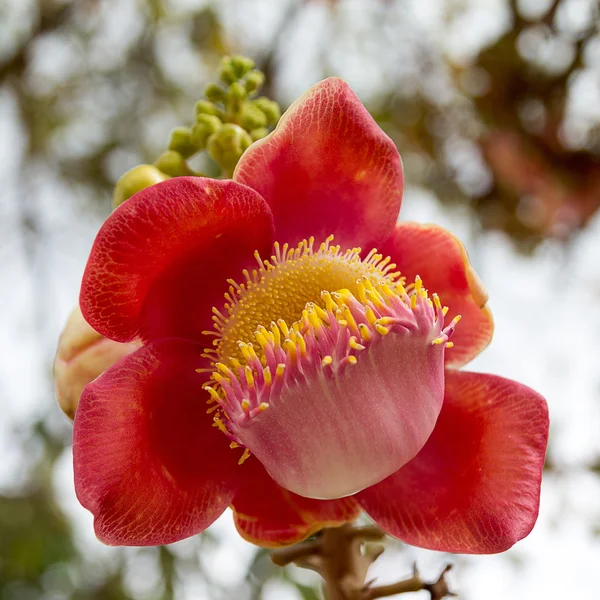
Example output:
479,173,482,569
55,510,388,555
195,100,224,119
253,97,281,126
54,306,141,420
250,127,269,141
229,81,247,102
204,82,227,104
240,103,268,131
191,114,222,149
153,150,193,177
112,164,168,209
230,55,255,78
219,57,238,84
207,123,252,175
244,70,265,94
168,127,198,159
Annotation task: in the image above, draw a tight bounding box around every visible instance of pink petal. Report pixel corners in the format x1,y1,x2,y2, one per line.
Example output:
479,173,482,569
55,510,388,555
80,177,274,343
74,339,240,546
357,370,549,554
231,459,361,548
54,305,141,419
234,77,403,249
230,298,447,499
382,223,494,367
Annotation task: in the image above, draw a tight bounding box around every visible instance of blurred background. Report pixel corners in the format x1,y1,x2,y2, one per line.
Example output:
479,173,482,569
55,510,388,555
1,0,600,598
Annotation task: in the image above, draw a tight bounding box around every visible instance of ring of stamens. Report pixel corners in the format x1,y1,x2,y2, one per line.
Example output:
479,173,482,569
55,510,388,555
200,236,459,464
204,236,400,363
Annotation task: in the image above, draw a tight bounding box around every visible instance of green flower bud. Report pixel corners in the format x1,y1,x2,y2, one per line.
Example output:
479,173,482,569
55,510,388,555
195,100,224,119
230,55,255,78
207,123,252,176
191,114,222,149
229,81,247,102
153,150,193,177
253,97,281,126
250,127,269,141
204,82,226,104
219,57,238,84
240,102,268,131
112,164,168,208
244,70,265,94
168,127,198,159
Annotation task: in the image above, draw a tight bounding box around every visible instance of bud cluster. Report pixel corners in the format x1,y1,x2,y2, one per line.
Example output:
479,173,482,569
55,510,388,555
113,55,281,207
161,55,281,177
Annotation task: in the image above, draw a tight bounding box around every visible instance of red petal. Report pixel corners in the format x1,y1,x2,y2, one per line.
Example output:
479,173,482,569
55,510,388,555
231,458,361,548
357,370,549,554
234,78,403,249
80,177,274,343
382,223,493,367
73,339,240,546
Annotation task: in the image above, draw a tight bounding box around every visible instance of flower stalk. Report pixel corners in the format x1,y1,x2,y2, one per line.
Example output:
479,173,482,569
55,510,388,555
271,524,455,600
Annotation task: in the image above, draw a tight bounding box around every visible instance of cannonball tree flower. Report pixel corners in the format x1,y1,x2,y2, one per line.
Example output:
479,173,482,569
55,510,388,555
75,78,549,553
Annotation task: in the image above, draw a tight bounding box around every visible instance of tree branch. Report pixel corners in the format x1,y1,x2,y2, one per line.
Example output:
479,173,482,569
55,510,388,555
365,564,455,600
271,524,455,600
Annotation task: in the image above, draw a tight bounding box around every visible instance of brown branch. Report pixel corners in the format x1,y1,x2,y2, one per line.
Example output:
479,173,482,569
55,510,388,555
271,538,323,567
271,524,455,600
346,525,387,542
365,564,455,600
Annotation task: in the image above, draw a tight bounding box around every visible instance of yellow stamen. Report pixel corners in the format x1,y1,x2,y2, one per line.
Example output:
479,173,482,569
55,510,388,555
211,237,400,361
375,324,390,336
263,366,272,386
238,448,251,465
244,367,255,388
349,336,365,351
358,323,372,342
365,306,377,326
213,417,228,433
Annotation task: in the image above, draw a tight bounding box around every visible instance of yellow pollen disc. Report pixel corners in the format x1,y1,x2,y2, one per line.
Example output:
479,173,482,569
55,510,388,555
208,236,403,362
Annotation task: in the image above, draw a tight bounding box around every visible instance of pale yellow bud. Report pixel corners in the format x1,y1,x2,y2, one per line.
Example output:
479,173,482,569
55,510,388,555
112,165,168,209
53,306,141,420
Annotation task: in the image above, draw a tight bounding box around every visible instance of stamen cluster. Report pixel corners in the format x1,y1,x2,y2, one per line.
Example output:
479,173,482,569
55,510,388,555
203,249,459,463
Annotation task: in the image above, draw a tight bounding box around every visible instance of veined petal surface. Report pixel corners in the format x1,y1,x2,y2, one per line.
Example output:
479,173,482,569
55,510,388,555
357,370,549,554
74,339,240,546
234,78,403,249
231,459,360,548
382,223,494,367
80,177,274,343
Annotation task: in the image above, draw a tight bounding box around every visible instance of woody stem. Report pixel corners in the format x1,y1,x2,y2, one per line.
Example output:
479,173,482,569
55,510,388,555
270,523,455,600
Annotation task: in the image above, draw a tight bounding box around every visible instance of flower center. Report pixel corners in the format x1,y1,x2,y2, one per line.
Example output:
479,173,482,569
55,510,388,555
202,236,459,497
206,236,400,363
